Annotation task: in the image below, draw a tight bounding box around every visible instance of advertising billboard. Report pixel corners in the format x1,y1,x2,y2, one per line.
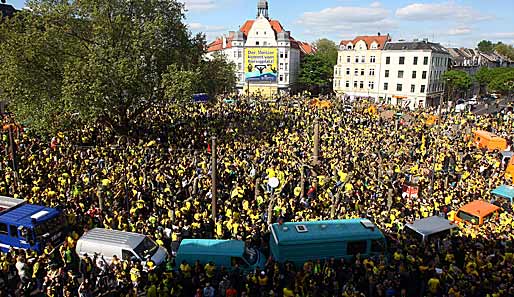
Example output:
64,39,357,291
244,48,278,82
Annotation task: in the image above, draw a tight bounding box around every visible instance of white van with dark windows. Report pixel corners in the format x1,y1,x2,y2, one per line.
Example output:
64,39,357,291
76,228,168,266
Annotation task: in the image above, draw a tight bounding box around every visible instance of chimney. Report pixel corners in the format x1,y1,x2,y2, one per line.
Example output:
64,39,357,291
222,36,227,48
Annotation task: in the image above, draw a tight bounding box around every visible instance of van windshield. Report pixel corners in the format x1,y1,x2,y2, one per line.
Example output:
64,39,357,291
242,247,258,265
457,211,480,225
134,237,158,259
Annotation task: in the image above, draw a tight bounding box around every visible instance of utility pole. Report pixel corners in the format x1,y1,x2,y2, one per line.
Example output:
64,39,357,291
7,124,18,181
211,136,217,223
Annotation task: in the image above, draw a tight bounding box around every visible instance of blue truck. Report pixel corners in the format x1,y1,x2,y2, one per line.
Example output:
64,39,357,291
0,196,66,254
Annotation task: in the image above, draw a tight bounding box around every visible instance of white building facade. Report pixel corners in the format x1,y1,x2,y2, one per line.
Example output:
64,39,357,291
206,0,313,96
334,36,450,109
333,34,391,101
380,41,450,109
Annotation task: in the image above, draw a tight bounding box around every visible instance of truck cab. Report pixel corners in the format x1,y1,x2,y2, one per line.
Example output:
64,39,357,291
0,196,66,253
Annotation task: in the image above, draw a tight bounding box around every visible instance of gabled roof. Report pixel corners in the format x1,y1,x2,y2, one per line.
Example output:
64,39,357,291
340,35,391,50
296,41,315,54
206,18,313,54
0,3,16,19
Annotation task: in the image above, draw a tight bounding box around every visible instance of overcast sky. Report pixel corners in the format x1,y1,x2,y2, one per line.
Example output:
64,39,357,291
7,0,514,48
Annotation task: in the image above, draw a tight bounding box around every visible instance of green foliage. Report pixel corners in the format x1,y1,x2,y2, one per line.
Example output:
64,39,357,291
0,0,208,134
197,52,237,96
494,43,514,61
478,40,495,53
442,70,472,92
313,38,338,66
298,39,338,90
298,54,334,87
488,68,514,95
474,67,514,95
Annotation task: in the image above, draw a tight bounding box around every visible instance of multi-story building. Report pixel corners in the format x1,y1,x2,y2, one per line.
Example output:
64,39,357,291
333,34,391,101
334,36,451,109
380,41,450,109
206,0,313,96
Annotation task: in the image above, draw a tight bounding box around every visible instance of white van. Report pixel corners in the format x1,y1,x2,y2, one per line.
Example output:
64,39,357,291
76,228,168,266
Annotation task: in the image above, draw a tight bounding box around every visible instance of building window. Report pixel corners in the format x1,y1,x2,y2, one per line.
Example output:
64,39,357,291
256,41,260,46
398,70,404,78
285,73,288,82
370,56,376,63
238,63,242,71
346,81,350,88
399,57,405,64
355,69,359,76
421,85,426,93
280,52,284,58
384,82,388,91
369,81,374,89
411,84,415,93
360,69,365,76
285,63,288,71
279,75,283,82
361,56,366,63
285,51,288,58
280,63,284,70
414,57,418,65
385,70,389,78
396,84,402,92
346,68,350,75
422,71,427,79
355,56,359,63
360,81,364,89
369,68,375,76
423,57,429,65
263,41,268,46
354,81,358,88
347,56,351,63
238,50,242,58
412,71,417,79
386,57,390,64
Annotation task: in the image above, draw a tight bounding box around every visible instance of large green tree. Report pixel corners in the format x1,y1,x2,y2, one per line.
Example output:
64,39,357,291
488,68,514,98
0,0,213,134
313,38,338,66
474,67,513,96
298,38,338,94
477,40,495,53
298,54,334,92
442,70,472,98
494,43,514,61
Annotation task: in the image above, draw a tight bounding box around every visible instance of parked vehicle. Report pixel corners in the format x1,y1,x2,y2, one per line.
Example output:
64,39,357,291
473,130,507,152
175,239,266,272
269,219,387,267
405,216,458,242
452,200,501,225
0,196,66,254
173,219,387,271
76,228,169,266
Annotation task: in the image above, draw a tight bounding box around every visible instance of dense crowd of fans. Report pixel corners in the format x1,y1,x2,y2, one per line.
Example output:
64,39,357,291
1,96,514,297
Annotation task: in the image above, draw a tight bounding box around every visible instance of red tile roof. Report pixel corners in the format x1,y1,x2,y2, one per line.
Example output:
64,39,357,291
339,35,391,50
296,41,315,54
207,19,313,54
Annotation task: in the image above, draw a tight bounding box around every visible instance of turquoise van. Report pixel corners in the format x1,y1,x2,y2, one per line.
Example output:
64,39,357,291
175,239,266,272
269,219,387,266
